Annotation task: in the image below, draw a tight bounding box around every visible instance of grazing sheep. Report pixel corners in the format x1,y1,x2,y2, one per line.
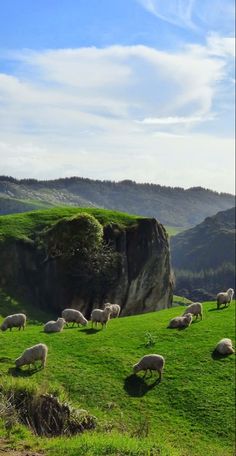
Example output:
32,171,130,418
168,313,193,329
0,313,26,332
182,302,203,320
15,343,48,369
104,303,121,318
215,338,234,355
133,354,165,380
91,306,112,329
216,288,234,309
44,317,66,333
62,308,88,327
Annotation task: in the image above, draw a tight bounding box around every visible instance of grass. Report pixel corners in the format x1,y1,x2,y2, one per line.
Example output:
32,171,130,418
0,301,235,455
0,207,142,242
0,205,179,243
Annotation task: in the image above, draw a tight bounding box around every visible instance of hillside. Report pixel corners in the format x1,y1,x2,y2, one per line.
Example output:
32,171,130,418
0,176,234,228
171,207,236,300
171,207,235,271
0,301,235,456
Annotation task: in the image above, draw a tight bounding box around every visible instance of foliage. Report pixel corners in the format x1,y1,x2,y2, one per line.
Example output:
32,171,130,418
0,301,235,455
175,262,236,300
144,331,156,347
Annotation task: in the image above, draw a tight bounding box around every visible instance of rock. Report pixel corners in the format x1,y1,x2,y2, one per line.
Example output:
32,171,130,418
0,217,173,316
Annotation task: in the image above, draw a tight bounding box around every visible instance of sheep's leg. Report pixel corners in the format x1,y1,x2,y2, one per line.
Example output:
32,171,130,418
159,370,162,381
72,322,75,328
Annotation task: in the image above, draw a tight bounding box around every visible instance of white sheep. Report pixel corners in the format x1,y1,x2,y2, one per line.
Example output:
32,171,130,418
44,317,66,333
168,313,193,329
133,354,165,380
15,343,48,369
215,338,235,355
182,302,203,320
216,288,234,309
62,308,88,327
91,306,112,329
104,303,121,318
0,313,26,332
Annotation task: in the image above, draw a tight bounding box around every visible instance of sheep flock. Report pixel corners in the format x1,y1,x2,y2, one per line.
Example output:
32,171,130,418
0,289,234,383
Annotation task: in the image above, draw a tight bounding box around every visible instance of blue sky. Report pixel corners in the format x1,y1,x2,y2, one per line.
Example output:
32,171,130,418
0,0,235,192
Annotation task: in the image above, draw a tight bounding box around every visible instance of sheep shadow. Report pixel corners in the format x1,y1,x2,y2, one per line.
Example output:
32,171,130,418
80,328,101,335
124,374,161,397
208,307,229,312
8,366,42,377
211,349,232,360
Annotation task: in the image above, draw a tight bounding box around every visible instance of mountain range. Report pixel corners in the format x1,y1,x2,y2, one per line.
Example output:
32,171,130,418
0,176,234,228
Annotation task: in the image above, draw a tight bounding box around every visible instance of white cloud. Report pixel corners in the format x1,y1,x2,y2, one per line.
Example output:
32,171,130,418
0,42,234,192
137,0,235,33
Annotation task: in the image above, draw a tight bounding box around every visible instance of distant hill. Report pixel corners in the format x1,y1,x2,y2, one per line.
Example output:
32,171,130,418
0,176,234,228
171,207,236,300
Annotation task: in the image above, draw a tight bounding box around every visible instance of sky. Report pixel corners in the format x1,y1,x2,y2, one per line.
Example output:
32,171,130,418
0,0,235,193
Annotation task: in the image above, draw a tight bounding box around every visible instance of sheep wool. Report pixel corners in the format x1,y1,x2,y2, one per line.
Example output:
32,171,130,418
215,338,234,355
168,313,193,329
182,302,203,320
133,354,165,380
91,306,112,328
62,309,88,327
15,343,48,368
104,303,121,318
0,313,26,332
44,318,66,333
216,288,234,309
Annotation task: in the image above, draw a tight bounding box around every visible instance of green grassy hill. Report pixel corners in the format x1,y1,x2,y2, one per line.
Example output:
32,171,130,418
0,301,235,456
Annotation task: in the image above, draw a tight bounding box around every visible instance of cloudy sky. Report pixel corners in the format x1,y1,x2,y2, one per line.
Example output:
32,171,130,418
0,0,235,193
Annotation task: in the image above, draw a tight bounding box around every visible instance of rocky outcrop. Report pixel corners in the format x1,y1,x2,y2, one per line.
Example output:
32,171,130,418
0,218,173,317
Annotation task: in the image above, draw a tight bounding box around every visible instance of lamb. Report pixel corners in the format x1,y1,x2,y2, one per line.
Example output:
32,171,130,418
168,313,193,329
44,317,66,333
182,302,203,320
15,343,48,369
0,313,26,332
133,354,165,380
104,303,121,318
215,338,234,355
91,306,112,329
62,309,88,327
216,288,234,309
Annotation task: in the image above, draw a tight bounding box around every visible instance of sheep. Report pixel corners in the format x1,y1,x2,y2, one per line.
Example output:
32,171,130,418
62,308,88,327
0,313,26,332
133,354,165,380
216,288,234,309
104,303,121,318
15,343,48,369
168,313,193,329
215,338,235,355
91,306,112,329
182,302,203,320
44,317,66,333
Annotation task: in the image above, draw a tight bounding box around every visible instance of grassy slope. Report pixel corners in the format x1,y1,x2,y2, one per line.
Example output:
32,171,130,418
0,301,235,456
0,206,178,244
0,207,142,242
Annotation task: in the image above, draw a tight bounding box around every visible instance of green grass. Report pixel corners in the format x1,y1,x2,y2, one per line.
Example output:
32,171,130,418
0,207,142,242
0,301,235,455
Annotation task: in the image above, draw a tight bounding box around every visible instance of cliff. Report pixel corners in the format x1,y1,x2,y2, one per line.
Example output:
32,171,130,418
0,208,173,317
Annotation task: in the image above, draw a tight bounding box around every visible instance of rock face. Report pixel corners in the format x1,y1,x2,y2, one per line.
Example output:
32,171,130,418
0,218,173,317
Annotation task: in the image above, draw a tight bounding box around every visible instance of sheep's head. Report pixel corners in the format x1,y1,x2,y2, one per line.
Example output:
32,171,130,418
0,322,7,331
133,363,140,374
104,306,112,315
82,318,88,326
15,357,23,368
227,288,234,299
184,313,193,325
